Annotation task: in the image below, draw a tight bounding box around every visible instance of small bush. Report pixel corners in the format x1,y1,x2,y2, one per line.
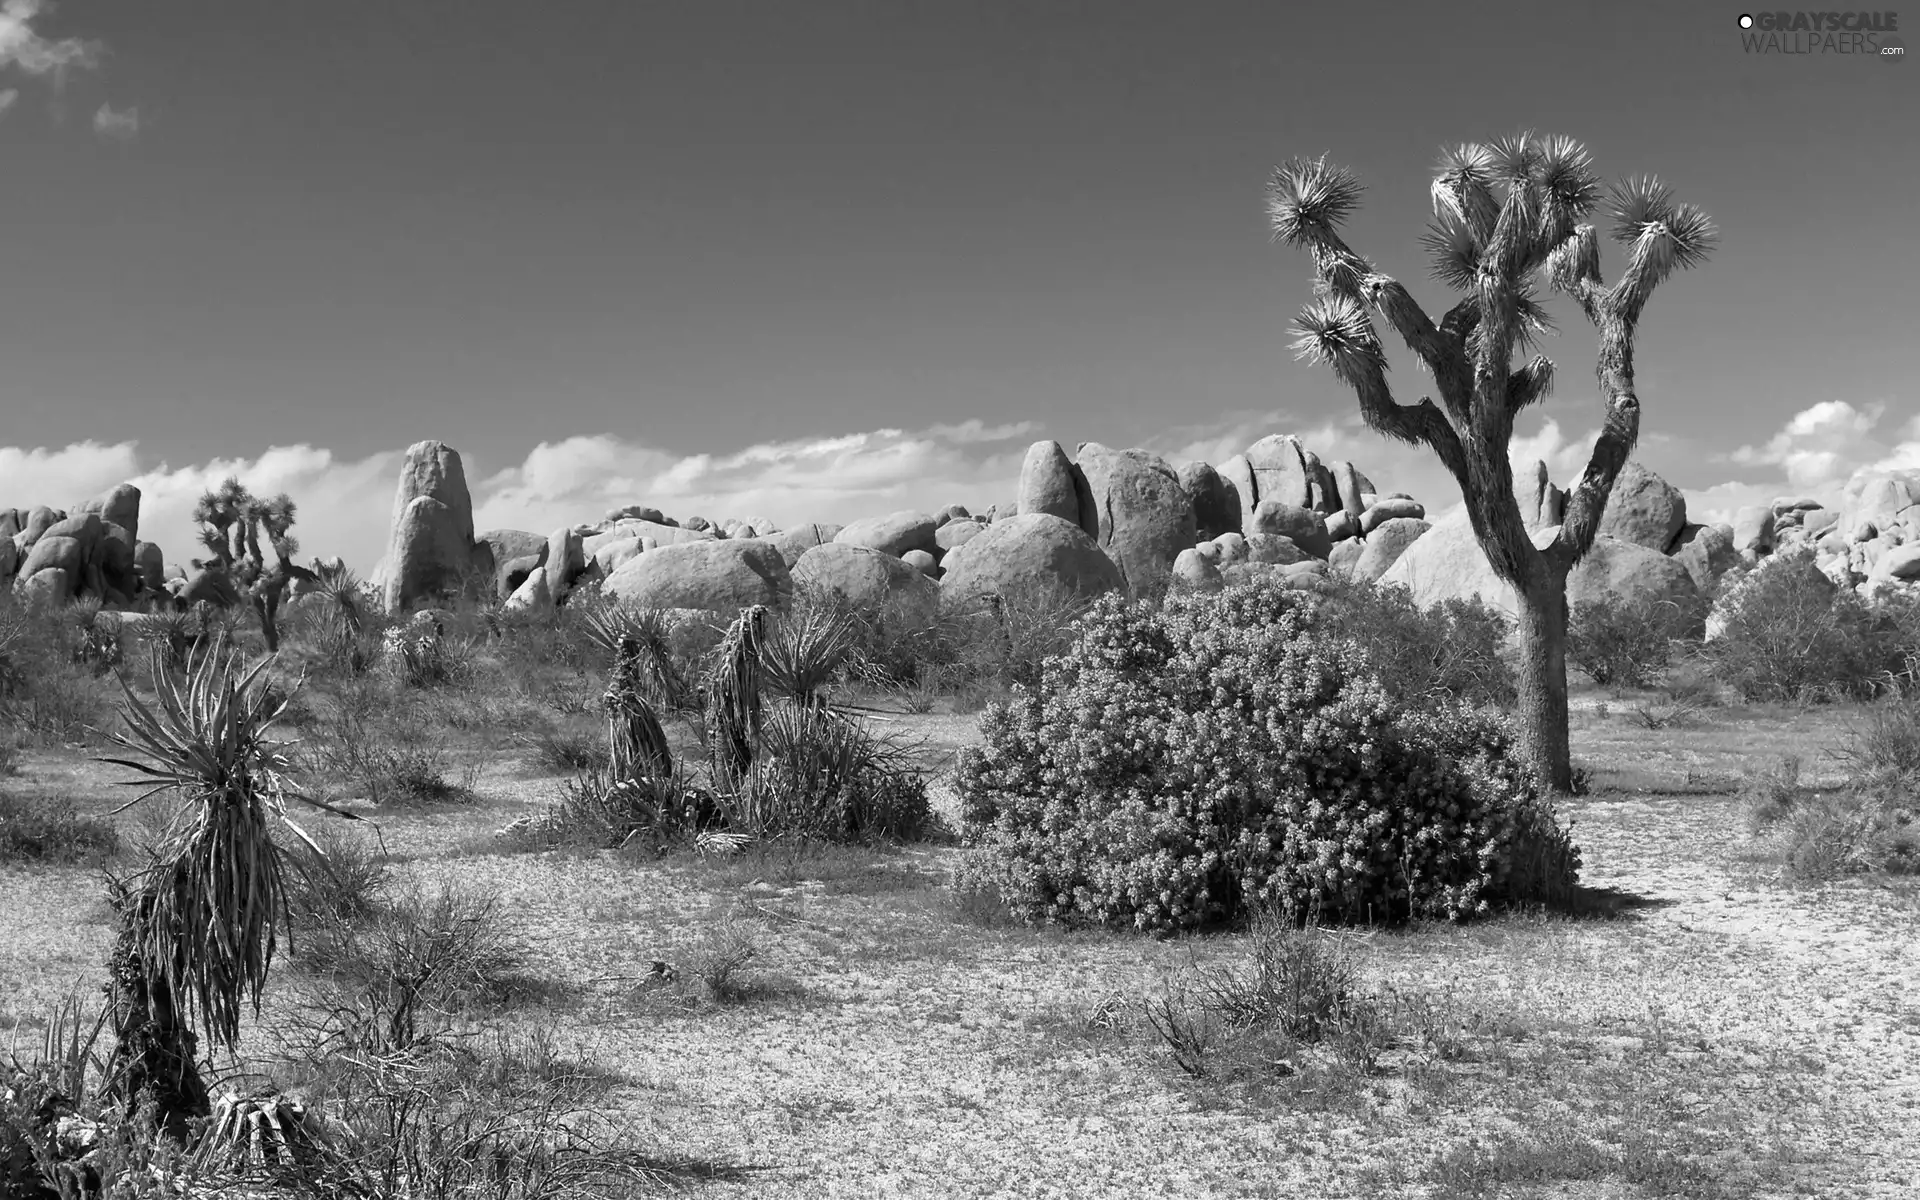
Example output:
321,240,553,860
954,585,1579,932
0,791,121,865
1707,549,1912,702
1311,577,1515,707
1142,909,1399,1089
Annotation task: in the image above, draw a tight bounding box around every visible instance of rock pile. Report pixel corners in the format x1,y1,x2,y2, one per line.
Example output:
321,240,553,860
1,485,171,611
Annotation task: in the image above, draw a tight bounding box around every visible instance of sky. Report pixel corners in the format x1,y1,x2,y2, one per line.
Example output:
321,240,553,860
2,0,1915,573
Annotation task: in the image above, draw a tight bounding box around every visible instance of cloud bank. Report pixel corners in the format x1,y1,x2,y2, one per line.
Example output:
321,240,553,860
0,0,96,79
2,404,1911,577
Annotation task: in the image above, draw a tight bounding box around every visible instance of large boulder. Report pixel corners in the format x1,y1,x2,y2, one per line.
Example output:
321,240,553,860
590,537,648,577
20,507,62,549
938,513,1123,613
74,483,142,542
792,543,941,632
1073,443,1198,593
1377,507,1700,624
478,529,548,598
1596,460,1688,552
1170,546,1225,592
17,534,84,583
767,523,844,568
834,510,939,560
382,441,480,611
1731,505,1774,558
1566,537,1704,631
601,539,792,614
934,519,986,554
1670,523,1741,595
1218,454,1259,533
1017,440,1082,524
1360,496,1425,535
1246,434,1310,510
383,497,474,612
1179,461,1241,542
1376,508,1552,615
1351,517,1431,585
1248,500,1332,560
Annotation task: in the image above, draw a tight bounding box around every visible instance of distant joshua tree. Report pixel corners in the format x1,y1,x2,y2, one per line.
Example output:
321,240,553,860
190,477,317,652
1268,133,1715,791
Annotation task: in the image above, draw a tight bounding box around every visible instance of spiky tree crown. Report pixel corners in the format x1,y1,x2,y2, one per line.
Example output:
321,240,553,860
1267,131,1715,576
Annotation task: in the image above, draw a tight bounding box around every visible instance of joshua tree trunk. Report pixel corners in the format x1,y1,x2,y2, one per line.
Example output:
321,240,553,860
103,888,209,1143
1513,572,1574,793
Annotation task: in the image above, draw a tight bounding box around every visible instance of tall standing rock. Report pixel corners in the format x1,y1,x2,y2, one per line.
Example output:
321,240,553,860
1017,440,1082,524
1073,443,1197,593
1218,454,1258,533
1246,435,1310,510
1330,462,1366,520
382,441,480,612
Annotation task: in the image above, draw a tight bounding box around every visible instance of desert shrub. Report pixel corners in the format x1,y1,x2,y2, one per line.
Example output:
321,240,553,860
1831,696,1920,792
1310,577,1515,707
520,763,720,853
1568,594,1709,690
0,602,115,745
1746,709,1920,881
0,790,121,864
953,584,1579,932
1707,548,1912,702
516,721,612,773
283,821,391,932
292,881,530,1039
731,703,931,843
299,685,475,806
381,622,477,689
1144,908,1388,1081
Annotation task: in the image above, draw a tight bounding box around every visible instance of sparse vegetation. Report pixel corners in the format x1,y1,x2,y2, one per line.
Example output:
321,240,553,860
3,536,1918,1197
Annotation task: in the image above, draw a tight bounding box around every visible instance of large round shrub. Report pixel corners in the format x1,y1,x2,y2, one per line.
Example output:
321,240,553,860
953,585,1580,931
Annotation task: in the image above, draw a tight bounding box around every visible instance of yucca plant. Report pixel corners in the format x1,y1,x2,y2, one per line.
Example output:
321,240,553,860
604,635,673,782
760,602,861,710
581,603,687,710
311,561,367,638
96,640,362,1142
704,606,769,796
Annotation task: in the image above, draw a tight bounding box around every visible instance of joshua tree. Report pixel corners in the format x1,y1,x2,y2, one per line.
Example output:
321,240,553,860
1268,133,1715,792
190,478,317,652
98,642,356,1140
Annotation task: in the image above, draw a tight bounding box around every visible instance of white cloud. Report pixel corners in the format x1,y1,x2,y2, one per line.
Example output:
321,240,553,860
1678,399,1920,524
474,422,1040,545
0,0,96,77
0,88,17,116
0,442,403,576
91,100,136,139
